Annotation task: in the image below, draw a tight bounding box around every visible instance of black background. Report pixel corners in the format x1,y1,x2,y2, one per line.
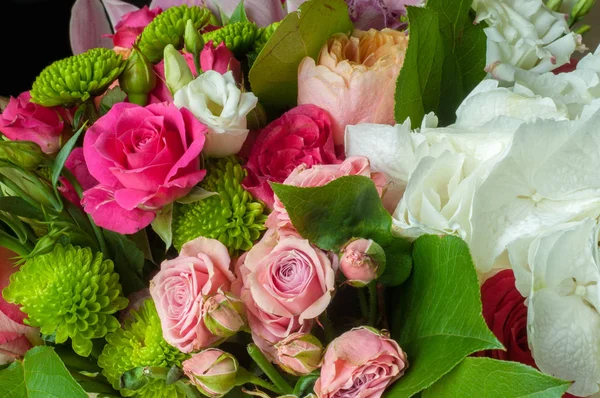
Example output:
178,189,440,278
1,0,148,97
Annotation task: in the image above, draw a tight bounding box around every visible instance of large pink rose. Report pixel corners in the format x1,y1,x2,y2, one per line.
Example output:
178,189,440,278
267,157,386,236
242,105,342,208
82,102,207,234
298,29,409,146
0,247,38,364
0,91,65,154
108,6,162,48
149,237,235,353
314,327,408,398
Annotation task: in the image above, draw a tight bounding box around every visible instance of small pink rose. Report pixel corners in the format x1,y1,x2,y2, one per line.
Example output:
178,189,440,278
82,102,207,234
108,6,162,48
275,332,323,376
202,291,246,338
242,104,342,208
339,238,383,287
183,348,238,397
0,91,65,154
201,41,242,83
314,327,408,398
149,237,235,353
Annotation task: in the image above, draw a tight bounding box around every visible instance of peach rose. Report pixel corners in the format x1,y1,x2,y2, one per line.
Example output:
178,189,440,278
149,237,235,353
298,28,409,146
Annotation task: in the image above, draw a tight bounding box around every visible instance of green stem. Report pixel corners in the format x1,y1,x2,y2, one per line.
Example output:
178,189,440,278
248,375,281,394
0,230,32,257
320,312,336,345
247,343,292,395
369,282,378,327
358,288,369,320
175,380,204,398
237,367,282,394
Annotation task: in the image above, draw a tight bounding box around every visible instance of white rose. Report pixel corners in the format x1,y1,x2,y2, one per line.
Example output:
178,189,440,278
472,0,583,81
174,70,258,157
508,219,600,397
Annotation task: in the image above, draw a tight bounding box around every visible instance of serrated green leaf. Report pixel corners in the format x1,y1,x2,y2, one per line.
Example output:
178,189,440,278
422,358,571,398
386,235,502,398
248,0,353,112
0,346,87,398
272,176,412,286
228,0,248,24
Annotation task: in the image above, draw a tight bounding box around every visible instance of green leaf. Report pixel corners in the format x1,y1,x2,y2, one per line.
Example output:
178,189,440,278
151,202,173,250
293,371,320,396
394,1,486,127
272,176,412,286
51,123,86,193
248,0,353,112
422,358,571,398
103,229,146,295
0,197,44,220
386,235,502,397
98,87,127,116
0,346,87,398
228,0,248,24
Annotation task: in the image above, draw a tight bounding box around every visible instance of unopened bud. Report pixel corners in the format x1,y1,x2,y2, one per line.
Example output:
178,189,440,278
202,291,246,338
163,44,194,96
339,238,386,287
0,141,45,170
185,19,204,74
545,0,563,11
275,333,323,376
571,0,596,20
183,349,238,397
118,47,156,106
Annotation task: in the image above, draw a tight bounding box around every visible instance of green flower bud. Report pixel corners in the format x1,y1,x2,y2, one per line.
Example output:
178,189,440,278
545,0,563,11
571,0,596,20
182,349,238,397
185,19,204,74
172,157,267,253
30,48,125,107
2,244,128,357
0,141,46,170
246,102,267,130
202,292,246,338
339,238,386,287
274,333,323,376
252,22,280,54
202,21,258,56
138,5,218,64
119,48,156,106
163,44,194,95
98,299,188,397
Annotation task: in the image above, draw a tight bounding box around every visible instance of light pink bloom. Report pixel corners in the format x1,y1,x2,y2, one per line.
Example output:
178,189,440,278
314,327,408,398
201,291,246,338
82,102,206,234
275,332,323,376
183,348,238,397
298,28,409,146
267,157,386,236
149,237,235,353
0,91,64,154
339,238,380,286
200,41,242,83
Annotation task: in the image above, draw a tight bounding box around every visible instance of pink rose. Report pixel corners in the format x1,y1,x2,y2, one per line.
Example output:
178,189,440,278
314,327,408,398
57,148,98,208
0,91,65,154
339,238,382,287
82,102,207,234
0,247,38,364
275,332,324,376
298,29,409,146
183,348,238,397
201,41,242,83
242,104,342,208
149,237,235,353
150,52,199,104
267,157,386,236
108,6,162,48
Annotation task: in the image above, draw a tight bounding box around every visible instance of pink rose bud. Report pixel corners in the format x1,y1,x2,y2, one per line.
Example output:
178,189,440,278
339,238,386,287
200,41,242,83
183,349,238,398
275,333,323,376
202,292,247,338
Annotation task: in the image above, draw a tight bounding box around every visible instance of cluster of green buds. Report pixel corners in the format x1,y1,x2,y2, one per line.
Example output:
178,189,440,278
171,156,267,253
2,245,128,357
137,4,218,63
98,299,188,397
30,48,125,107
202,21,258,56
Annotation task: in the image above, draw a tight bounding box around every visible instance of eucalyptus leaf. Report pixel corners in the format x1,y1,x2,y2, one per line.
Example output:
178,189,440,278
422,358,571,398
385,235,502,397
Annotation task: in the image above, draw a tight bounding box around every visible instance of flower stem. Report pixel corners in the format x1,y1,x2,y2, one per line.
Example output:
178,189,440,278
237,367,282,394
320,312,335,345
369,282,378,327
358,288,369,320
247,343,293,395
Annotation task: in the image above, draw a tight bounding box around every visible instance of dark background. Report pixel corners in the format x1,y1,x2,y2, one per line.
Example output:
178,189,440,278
2,0,600,97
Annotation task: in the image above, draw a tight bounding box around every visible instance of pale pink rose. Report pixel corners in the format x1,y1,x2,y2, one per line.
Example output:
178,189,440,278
0,91,65,154
107,6,162,48
298,29,409,146
339,238,381,287
314,327,408,398
149,237,235,353
275,332,323,376
183,348,238,397
201,291,246,338
267,157,386,236
201,41,242,83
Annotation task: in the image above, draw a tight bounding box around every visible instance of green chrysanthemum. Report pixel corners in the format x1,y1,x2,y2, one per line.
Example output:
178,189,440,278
253,22,280,54
172,157,267,253
202,21,258,56
2,244,128,357
30,48,125,107
98,299,188,397
138,5,218,63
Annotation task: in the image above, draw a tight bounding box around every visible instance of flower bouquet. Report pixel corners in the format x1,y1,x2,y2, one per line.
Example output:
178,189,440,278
0,0,599,396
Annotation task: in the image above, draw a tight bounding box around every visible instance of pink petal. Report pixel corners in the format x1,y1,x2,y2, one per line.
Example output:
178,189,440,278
245,0,285,26
149,0,206,9
70,0,114,54
102,0,140,28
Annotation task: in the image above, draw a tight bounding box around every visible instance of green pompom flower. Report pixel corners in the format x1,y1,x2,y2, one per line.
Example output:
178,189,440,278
172,157,267,253
137,5,218,63
202,21,258,56
253,22,280,54
98,299,188,397
30,48,125,107
2,245,128,357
